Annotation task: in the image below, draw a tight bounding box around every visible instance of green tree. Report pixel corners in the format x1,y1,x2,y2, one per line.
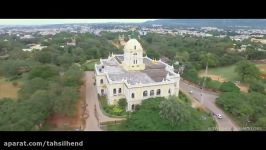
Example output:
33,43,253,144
248,80,265,94
0,59,32,77
62,65,82,87
28,65,59,80
235,60,259,81
219,81,240,93
159,96,190,126
199,52,219,68
53,87,79,116
18,78,49,99
35,51,53,64
146,49,160,60
175,51,189,63
118,98,127,110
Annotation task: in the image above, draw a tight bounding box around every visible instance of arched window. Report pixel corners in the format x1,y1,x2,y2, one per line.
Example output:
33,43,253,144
133,53,137,56
150,90,154,96
134,45,136,50
143,90,148,97
119,88,122,93
101,89,104,95
100,79,103,84
131,93,135,98
113,88,116,95
168,89,171,94
135,60,137,64
132,104,135,110
156,89,161,95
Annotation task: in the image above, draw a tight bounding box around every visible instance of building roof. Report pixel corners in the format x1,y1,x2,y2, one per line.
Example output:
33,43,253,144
96,55,176,85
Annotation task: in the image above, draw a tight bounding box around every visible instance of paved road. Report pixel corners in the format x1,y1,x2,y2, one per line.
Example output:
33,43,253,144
84,71,124,131
180,80,239,131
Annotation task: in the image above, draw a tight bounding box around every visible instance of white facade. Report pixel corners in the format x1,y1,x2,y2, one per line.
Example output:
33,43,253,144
95,39,180,111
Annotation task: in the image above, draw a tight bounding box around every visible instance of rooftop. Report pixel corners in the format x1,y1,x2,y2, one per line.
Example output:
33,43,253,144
96,55,176,85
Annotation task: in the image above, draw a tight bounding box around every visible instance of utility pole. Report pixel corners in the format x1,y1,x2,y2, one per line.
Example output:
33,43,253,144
200,61,208,104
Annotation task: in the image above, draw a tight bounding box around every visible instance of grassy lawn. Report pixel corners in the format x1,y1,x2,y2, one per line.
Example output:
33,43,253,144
199,65,239,82
0,76,21,99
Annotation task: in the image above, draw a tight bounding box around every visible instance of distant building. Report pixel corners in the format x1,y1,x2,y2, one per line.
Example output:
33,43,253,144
139,30,147,36
22,44,47,52
20,35,34,39
67,38,76,46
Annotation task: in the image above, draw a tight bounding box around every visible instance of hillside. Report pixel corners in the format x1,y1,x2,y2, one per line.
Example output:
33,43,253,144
143,19,266,27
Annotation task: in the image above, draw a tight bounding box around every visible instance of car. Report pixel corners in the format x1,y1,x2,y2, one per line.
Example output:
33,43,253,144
216,114,222,119
189,90,193,94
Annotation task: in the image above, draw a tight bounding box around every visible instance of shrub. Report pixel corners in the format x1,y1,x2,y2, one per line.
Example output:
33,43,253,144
203,77,221,90
248,80,265,94
12,81,18,87
219,81,240,93
118,98,127,110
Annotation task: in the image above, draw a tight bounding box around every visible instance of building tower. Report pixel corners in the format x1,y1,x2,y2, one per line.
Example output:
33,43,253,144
122,39,145,71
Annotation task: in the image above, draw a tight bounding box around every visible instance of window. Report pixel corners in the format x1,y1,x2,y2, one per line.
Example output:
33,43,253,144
168,89,171,94
119,88,122,93
134,45,136,49
156,89,161,95
132,104,135,110
150,90,154,96
113,88,116,95
131,93,135,98
100,79,103,84
135,60,137,64
143,90,148,97
133,53,137,56
101,89,104,95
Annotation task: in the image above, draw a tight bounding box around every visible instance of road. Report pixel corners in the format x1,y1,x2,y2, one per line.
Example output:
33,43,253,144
180,80,240,131
84,71,124,131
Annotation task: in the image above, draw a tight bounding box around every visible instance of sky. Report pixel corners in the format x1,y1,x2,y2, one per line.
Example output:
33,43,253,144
0,19,157,25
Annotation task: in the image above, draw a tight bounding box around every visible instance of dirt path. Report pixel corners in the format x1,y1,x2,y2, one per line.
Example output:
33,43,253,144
84,71,125,131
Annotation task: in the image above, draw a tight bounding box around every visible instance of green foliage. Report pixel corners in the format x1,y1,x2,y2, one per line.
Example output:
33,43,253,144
248,80,265,94
216,92,266,129
118,98,127,110
0,90,53,131
199,52,219,68
0,59,33,77
146,49,160,60
182,67,200,83
235,60,259,82
62,65,82,87
98,96,126,116
53,87,79,116
18,78,49,99
219,81,240,93
111,97,215,131
28,65,59,80
159,96,191,126
34,51,53,64
204,78,221,90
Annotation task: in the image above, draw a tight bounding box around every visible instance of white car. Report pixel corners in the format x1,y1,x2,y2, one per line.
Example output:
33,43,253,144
216,114,222,119
189,90,193,94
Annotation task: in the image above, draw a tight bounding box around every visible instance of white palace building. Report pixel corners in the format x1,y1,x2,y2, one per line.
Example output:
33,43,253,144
95,39,180,111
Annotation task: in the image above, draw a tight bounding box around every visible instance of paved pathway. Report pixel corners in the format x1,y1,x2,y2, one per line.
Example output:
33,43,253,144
84,71,125,131
180,79,239,131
